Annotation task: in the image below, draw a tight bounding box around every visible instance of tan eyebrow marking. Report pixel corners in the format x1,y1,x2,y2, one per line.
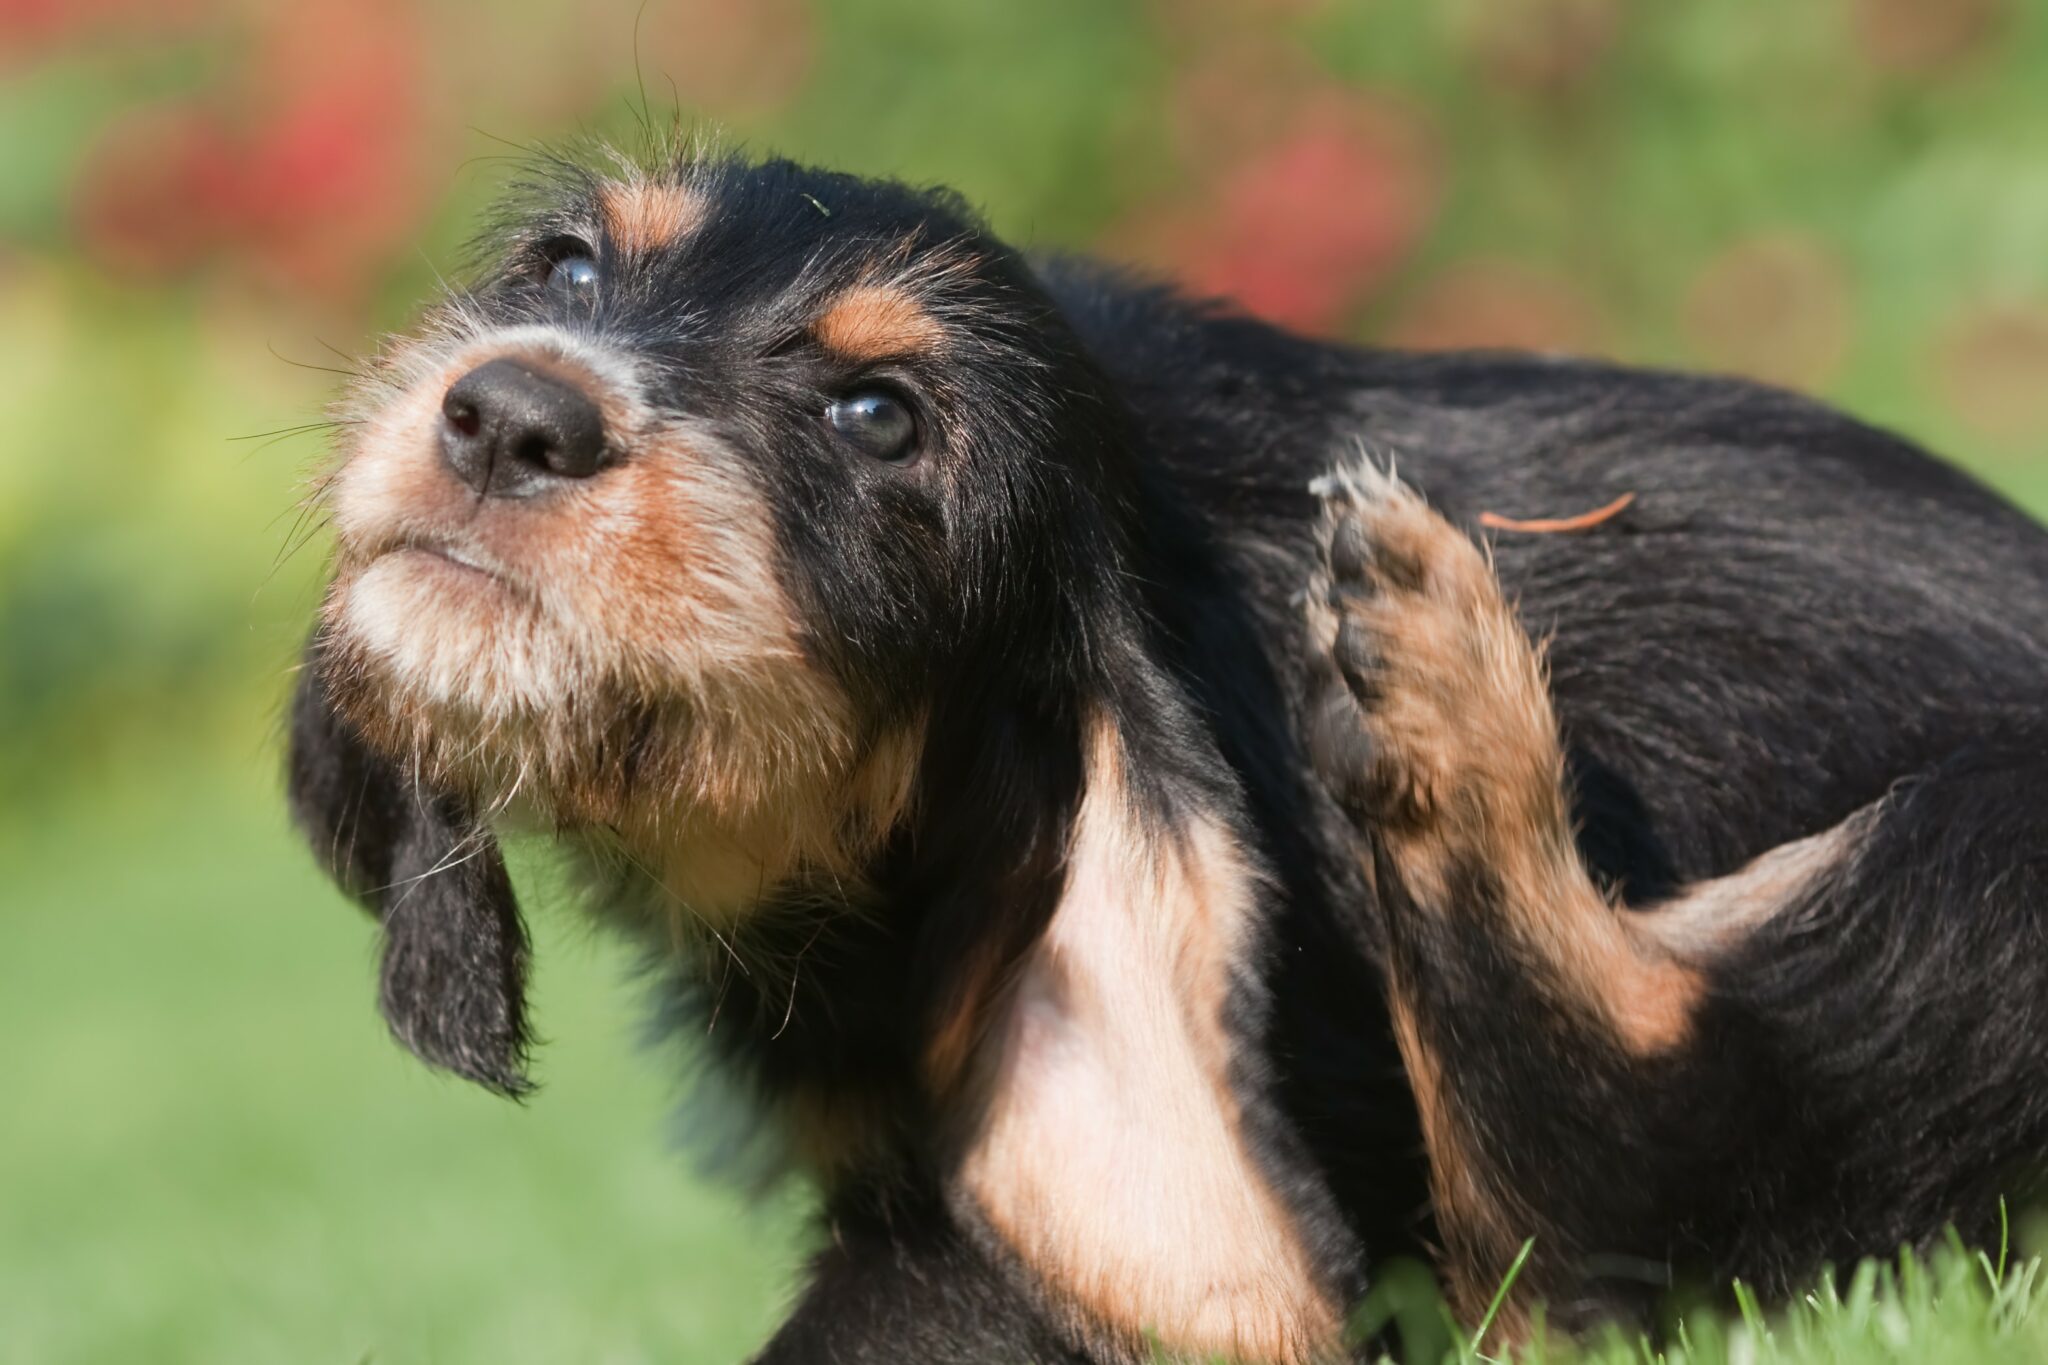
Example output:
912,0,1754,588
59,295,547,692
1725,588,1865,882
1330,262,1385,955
598,180,706,254
812,284,945,362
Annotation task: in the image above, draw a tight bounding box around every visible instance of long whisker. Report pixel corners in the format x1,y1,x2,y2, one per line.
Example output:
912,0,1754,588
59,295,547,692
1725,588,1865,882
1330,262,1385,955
314,335,364,369
229,420,353,443
265,338,366,380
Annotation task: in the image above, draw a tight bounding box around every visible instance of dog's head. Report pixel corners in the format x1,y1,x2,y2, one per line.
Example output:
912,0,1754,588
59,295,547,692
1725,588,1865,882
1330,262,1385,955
289,153,1134,1092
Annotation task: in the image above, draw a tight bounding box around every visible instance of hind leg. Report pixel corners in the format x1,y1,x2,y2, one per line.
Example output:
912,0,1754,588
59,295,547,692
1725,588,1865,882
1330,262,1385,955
1305,462,2048,1328
1303,463,1701,1326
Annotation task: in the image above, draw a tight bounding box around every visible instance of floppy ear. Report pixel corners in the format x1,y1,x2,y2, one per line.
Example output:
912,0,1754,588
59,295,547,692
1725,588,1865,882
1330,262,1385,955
948,709,1345,1363
286,632,535,1097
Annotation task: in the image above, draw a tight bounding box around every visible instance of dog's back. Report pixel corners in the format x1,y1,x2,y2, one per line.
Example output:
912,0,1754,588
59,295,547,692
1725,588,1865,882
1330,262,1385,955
1048,255,2048,883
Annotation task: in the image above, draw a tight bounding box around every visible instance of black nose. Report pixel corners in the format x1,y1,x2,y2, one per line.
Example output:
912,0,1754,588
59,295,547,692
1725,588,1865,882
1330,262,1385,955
439,358,612,497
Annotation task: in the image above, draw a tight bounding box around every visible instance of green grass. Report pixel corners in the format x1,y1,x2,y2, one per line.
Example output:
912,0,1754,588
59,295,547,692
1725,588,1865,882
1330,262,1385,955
1337,1233,2048,1365
0,758,802,1364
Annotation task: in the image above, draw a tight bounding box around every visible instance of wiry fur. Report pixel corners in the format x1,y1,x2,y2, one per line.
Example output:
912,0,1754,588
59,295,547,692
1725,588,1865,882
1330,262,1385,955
1305,455,2048,1334
285,145,2048,1361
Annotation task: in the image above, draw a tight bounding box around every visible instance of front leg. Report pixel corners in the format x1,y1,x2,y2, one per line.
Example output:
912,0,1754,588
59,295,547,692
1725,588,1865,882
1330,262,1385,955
756,1182,1091,1365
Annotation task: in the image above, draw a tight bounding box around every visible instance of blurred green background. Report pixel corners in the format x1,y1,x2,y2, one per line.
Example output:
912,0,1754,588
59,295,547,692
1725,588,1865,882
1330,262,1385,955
6,0,2048,1360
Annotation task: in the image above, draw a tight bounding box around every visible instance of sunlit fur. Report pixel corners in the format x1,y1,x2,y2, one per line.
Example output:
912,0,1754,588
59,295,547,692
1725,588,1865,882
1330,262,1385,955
312,160,1046,930
1302,450,2048,1333
289,145,2048,1363
955,714,1341,1364
296,146,1369,1363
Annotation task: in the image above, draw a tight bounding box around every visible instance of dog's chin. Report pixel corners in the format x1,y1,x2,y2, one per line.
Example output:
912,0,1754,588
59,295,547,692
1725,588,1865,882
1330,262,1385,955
324,561,831,814
318,549,614,820
337,547,566,718
318,538,919,925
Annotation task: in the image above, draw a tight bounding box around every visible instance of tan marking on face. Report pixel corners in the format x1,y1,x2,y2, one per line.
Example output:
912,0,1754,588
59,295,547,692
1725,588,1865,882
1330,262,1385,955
954,717,1342,1365
1306,462,1702,1057
319,323,921,932
812,283,945,363
599,178,706,254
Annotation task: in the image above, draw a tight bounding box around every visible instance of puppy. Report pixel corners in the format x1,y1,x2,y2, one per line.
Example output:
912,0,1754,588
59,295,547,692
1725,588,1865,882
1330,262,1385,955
287,149,2048,1362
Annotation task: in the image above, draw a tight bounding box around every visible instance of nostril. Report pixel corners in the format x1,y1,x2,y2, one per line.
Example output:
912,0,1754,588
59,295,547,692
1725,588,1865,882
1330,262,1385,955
444,397,481,438
512,432,554,469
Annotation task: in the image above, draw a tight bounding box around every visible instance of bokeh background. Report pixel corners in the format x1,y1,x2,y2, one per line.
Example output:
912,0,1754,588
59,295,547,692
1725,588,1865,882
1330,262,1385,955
6,1,2048,1360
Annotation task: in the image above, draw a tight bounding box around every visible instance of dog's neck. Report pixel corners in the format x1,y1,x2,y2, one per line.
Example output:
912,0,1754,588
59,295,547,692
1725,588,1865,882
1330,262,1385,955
562,715,924,930
570,663,1088,1150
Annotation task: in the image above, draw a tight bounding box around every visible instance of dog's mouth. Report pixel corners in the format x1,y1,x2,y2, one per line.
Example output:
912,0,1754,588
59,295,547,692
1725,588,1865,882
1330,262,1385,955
384,536,511,585
355,531,542,609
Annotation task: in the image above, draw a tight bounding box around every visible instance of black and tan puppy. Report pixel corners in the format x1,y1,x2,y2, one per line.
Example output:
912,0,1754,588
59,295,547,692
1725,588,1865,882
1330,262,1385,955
287,149,2048,1362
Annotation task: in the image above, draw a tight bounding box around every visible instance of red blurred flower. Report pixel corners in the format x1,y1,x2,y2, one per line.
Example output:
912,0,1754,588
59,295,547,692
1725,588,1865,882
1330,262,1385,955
71,104,238,276
71,0,436,300
1113,94,1439,334
0,0,205,65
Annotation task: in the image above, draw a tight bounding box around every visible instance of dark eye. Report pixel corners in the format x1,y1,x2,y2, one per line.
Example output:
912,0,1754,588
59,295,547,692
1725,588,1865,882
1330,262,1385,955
538,238,599,298
826,389,918,465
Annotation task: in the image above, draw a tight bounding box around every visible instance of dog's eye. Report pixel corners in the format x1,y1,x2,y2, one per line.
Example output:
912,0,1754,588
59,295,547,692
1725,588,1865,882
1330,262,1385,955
826,389,918,465
538,238,599,299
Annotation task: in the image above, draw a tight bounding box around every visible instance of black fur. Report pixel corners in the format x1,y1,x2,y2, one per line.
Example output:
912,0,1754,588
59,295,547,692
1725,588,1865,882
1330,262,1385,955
1350,721,2048,1326
288,633,533,1096
758,1183,1092,1365
283,151,2048,1359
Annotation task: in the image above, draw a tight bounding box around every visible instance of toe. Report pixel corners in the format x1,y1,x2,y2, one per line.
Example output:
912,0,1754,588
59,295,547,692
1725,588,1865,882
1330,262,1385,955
1333,615,1384,704
1327,514,1376,588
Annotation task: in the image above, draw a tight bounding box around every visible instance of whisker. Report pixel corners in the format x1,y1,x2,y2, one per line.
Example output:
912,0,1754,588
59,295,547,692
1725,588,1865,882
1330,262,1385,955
771,918,828,1041
253,512,334,602
465,126,554,160
314,335,364,369
266,338,365,380
228,420,352,443
630,0,655,146
375,828,495,914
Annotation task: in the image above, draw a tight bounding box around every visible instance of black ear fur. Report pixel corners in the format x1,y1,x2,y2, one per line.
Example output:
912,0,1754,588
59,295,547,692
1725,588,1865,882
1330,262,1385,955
287,634,535,1097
